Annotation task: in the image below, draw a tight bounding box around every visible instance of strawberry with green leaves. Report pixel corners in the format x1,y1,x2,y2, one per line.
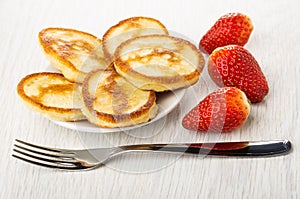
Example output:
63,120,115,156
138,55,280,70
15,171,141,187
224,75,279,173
182,87,250,133
208,45,269,103
199,12,253,54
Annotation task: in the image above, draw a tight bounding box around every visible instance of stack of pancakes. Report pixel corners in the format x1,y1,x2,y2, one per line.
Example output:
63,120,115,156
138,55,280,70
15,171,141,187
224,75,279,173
17,17,205,128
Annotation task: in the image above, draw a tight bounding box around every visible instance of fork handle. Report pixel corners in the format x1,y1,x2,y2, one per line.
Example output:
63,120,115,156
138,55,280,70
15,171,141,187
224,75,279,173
120,140,291,156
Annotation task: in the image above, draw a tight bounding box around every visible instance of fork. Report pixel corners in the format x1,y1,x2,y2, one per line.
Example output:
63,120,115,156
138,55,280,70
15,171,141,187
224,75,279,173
12,139,291,171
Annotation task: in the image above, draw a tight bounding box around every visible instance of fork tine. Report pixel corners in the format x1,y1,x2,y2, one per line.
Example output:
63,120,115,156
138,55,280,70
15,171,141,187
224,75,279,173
14,144,75,159
13,148,77,165
12,139,100,170
15,139,71,154
12,154,80,170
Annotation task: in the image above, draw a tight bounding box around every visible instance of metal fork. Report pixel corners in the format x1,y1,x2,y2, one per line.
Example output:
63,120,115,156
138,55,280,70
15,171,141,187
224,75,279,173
12,139,291,171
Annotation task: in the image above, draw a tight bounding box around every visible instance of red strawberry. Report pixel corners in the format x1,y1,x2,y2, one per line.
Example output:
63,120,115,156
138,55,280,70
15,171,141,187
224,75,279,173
182,87,250,132
199,13,253,54
208,45,269,103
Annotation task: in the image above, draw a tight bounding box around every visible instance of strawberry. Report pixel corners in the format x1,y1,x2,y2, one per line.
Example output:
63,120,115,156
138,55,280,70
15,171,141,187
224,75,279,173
208,45,269,103
199,13,253,54
182,87,250,132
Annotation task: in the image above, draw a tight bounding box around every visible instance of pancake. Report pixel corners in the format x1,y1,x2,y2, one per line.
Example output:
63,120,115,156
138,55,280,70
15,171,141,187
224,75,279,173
39,28,110,83
81,69,158,128
114,35,205,92
17,72,85,121
102,16,168,62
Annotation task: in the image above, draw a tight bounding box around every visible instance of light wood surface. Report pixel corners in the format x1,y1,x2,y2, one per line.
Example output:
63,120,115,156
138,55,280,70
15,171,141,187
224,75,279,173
1,0,299,198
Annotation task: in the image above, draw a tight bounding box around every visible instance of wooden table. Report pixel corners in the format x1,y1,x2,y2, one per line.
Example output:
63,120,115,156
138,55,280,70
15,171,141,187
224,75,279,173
1,0,299,198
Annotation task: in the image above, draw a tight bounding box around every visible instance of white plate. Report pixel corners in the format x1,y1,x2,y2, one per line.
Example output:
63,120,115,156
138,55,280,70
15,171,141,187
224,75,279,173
51,88,186,133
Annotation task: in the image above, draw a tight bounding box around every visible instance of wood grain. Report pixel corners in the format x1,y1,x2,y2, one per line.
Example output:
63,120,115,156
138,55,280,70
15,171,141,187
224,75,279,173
1,0,299,198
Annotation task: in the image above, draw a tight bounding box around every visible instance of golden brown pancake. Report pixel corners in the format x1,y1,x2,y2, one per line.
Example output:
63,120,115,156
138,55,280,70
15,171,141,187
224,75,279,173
114,35,205,92
17,72,85,121
81,69,158,128
39,28,111,83
102,16,168,62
